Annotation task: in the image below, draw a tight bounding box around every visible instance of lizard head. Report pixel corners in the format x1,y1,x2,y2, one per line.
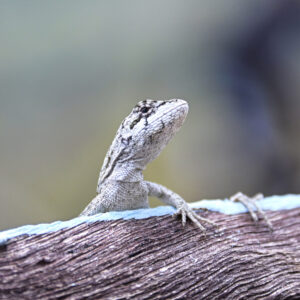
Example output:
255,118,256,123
121,99,189,165
97,99,188,185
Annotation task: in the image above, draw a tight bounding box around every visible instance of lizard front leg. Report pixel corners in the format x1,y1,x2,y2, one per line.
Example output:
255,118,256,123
145,181,216,231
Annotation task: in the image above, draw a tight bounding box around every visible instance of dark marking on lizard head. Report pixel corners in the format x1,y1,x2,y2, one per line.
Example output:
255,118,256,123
104,155,111,169
121,135,132,146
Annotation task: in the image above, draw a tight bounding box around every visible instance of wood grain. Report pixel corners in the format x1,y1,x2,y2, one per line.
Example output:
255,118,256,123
0,208,300,299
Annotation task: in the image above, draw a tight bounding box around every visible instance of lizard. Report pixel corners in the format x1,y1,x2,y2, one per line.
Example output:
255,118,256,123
80,99,272,230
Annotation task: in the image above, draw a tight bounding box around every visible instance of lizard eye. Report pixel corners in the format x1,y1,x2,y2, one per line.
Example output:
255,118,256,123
140,106,150,114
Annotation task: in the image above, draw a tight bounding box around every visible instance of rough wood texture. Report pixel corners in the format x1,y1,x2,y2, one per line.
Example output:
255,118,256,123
0,208,300,299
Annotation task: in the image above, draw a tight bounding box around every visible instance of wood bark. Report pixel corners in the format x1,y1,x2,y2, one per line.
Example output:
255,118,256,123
0,208,300,299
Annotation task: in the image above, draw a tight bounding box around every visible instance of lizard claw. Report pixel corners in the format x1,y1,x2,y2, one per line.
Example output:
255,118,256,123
230,192,273,230
173,202,217,231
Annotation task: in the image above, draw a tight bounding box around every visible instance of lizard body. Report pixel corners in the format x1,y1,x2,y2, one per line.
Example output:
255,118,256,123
80,99,215,230
80,99,271,230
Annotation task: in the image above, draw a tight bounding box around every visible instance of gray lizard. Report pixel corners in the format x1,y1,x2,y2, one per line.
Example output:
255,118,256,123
80,99,271,230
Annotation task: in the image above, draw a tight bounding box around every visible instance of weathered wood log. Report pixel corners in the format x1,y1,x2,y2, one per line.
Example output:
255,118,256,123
0,206,300,299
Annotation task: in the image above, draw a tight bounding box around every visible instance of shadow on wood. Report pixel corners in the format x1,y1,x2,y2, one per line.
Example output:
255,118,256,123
0,208,300,299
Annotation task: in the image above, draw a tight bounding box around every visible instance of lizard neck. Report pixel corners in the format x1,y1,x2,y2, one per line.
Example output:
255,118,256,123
101,161,145,182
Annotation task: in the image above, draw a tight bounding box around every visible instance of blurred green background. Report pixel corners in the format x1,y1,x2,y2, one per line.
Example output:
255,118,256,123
1,1,300,230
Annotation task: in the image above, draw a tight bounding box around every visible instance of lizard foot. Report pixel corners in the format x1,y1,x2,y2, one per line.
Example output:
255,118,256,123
230,192,273,230
173,202,217,231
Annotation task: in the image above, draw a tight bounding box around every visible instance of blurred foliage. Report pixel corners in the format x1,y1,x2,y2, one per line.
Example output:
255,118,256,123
0,0,299,229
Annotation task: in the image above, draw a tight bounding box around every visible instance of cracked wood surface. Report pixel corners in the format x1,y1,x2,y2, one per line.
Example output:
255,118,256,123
0,208,300,299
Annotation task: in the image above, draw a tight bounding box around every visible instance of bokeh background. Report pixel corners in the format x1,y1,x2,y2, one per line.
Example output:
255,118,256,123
1,0,300,230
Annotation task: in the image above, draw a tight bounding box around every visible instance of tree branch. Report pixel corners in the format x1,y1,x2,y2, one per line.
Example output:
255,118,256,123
0,199,300,299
